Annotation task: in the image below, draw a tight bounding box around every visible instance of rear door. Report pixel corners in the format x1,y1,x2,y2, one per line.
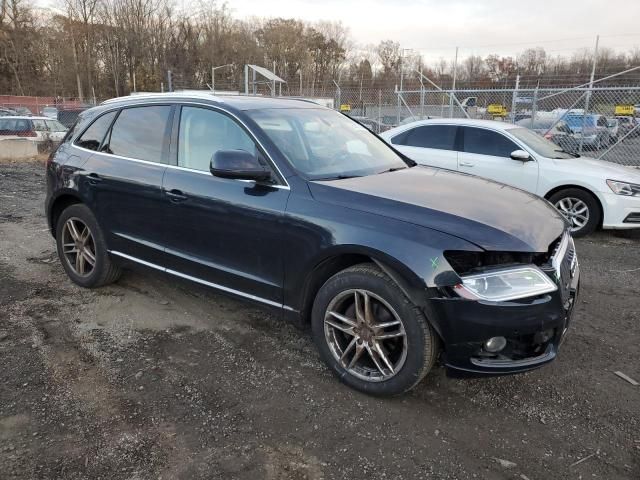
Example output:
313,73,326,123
79,105,173,265
388,124,459,170
161,105,289,304
458,126,539,193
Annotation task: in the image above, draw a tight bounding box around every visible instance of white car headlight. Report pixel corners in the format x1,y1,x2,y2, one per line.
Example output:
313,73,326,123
454,266,557,302
607,179,640,196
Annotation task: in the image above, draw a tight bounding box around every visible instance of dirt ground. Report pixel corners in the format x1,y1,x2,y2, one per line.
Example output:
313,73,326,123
1,159,638,480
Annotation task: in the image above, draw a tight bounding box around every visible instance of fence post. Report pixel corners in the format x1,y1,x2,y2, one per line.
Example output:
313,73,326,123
378,89,382,128
530,84,539,128
450,47,458,118
167,70,173,92
396,85,400,125
579,35,599,154
510,74,520,124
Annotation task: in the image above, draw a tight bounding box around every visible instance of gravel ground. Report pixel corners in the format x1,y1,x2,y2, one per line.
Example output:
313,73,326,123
1,159,639,480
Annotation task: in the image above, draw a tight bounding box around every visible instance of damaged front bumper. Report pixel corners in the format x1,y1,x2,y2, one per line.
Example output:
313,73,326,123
428,254,579,377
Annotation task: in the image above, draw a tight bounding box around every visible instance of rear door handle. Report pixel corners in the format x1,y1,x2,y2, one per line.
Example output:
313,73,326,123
87,173,102,184
165,189,188,202
459,161,474,167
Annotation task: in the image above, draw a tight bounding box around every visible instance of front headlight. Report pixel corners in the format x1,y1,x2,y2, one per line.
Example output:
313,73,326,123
453,266,557,302
607,179,640,196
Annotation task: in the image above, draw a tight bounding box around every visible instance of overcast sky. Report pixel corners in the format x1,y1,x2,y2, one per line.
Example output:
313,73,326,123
228,0,640,62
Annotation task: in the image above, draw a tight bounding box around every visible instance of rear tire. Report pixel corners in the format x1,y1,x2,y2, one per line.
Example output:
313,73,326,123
55,204,121,288
549,188,601,237
311,263,438,396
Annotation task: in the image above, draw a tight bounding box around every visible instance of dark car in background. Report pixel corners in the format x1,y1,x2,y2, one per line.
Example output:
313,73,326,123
45,93,578,396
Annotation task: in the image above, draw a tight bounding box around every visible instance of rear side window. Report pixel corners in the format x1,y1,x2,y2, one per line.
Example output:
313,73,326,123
394,125,458,151
178,106,256,171
0,118,31,133
462,127,518,157
103,106,171,163
75,111,117,151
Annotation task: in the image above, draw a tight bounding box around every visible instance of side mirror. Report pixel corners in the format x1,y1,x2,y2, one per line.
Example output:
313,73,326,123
210,150,271,182
510,149,532,162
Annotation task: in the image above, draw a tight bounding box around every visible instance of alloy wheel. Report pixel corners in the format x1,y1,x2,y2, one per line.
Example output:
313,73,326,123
324,289,407,382
61,218,96,276
554,197,590,233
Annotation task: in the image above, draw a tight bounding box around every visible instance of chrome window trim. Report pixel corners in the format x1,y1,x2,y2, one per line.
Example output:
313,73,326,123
71,144,290,190
110,250,295,311
74,99,290,189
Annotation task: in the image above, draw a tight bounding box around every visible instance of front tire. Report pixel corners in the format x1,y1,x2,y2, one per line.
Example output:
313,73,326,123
311,263,438,396
55,204,121,288
549,188,601,237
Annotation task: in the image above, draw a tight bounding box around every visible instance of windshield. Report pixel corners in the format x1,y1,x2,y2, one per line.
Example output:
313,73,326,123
47,120,67,132
508,127,575,159
247,108,407,180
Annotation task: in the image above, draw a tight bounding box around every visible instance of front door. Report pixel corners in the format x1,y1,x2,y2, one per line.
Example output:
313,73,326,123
161,105,290,305
457,126,539,193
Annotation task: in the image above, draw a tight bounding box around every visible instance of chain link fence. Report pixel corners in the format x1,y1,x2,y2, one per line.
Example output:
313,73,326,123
3,87,640,166
337,86,640,166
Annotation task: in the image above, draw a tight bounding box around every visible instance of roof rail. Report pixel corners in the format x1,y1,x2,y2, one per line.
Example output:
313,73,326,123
101,91,224,105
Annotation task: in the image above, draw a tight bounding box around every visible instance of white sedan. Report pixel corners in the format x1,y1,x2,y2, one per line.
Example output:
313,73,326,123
380,118,640,236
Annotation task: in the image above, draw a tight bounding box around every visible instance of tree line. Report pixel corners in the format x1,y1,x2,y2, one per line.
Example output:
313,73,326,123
1,0,639,101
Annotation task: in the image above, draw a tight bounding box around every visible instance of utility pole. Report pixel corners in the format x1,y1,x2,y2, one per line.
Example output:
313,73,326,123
211,64,232,93
167,70,173,92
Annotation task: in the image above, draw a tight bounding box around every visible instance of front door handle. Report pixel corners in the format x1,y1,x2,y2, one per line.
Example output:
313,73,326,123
87,173,102,184
165,189,188,202
459,161,475,167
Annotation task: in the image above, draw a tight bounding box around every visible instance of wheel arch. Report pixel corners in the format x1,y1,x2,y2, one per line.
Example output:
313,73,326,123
48,191,84,238
543,184,604,227
297,246,427,324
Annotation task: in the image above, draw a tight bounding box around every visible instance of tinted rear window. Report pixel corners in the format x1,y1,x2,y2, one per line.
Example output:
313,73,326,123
76,111,117,151
103,106,171,163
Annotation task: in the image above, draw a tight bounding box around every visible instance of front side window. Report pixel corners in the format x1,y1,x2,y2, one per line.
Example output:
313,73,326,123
462,127,518,157
178,106,256,172
75,111,117,151
103,106,171,163
247,108,407,180
402,125,458,150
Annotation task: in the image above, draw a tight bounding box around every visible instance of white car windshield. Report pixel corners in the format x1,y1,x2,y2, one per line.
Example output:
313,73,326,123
508,127,575,159
247,108,408,180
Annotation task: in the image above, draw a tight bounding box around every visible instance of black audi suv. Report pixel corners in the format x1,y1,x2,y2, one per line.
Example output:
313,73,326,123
45,93,579,396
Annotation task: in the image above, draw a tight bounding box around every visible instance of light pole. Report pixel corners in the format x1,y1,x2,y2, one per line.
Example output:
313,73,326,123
211,64,233,93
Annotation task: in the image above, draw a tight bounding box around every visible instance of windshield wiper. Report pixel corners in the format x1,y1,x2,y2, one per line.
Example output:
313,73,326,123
376,166,407,175
313,174,363,181
553,148,580,158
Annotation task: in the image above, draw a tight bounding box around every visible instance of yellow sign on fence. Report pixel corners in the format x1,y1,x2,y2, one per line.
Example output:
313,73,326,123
614,104,635,116
487,104,507,116
339,104,351,112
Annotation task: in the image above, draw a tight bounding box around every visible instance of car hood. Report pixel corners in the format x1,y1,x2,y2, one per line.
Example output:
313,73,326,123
551,156,640,183
309,166,566,252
